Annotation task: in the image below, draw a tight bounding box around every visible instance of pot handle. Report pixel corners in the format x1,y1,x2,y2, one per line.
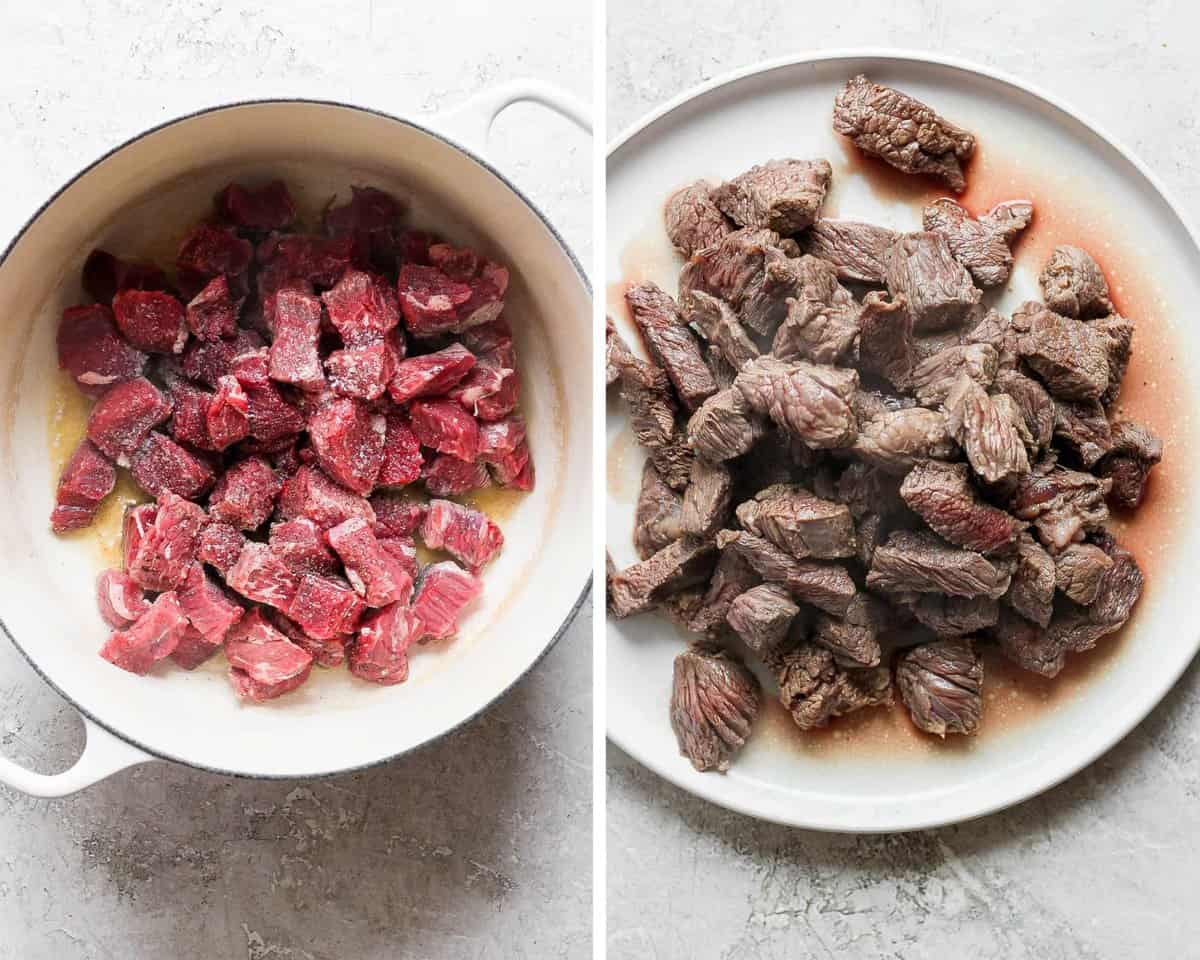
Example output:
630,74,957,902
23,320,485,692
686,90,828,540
435,78,592,156
0,716,150,798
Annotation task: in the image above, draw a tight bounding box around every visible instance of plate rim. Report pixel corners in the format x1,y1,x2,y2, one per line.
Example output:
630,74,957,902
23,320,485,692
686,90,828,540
605,47,1200,832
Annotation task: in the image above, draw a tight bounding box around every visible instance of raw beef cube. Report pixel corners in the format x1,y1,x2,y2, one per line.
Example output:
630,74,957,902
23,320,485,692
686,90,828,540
409,399,479,462
186,275,243,341
208,456,281,530
396,264,473,337
422,455,491,497
232,348,270,389
509,455,535,492
57,304,147,395
370,495,427,538
396,229,434,265
448,361,513,416
130,433,215,499
182,328,264,387
100,591,190,675
327,517,414,607
207,375,250,449
378,536,418,580
421,499,504,572
278,464,376,529
286,572,367,639
51,440,116,533
126,493,206,590
96,569,150,629
388,343,476,403
225,542,299,610
269,517,339,575
350,602,420,685
112,289,188,354
170,625,222,670
197,520,245,577
412,561,483,641
477,416,527,460
487,441,534,489
324,188,406,269
308,397,386,495
321,269,401,346
122,503,157,570
261,278,315,334
216,181,297,231
462,317,516,368
268,286,324,391
177,224,253,279
167,379,216,451
378,412,423,487
244,380,305,444
474,368,520,421
269,612,347,668
325,342,396,400
177,561,244,643
225,609,313,701
82,250,168,306
87,377,173,464
257,233,356,290
427,243,509,331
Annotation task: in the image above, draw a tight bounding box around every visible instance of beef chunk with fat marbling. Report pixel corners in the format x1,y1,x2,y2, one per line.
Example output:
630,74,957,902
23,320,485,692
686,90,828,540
715,530,856,616
1010,463,1110,550
634,460,683,560
626,282,718,410
680,458,733,539
412,562,485,640
885,232,981,332
908,343,998,407
812,593,886,667
922,198,1033,287
419,499,504,574
57,304,148,396
853,407,957,474
670,647,760,772
771,255,860,364
900,460,1023,554
867,530,1013,599
896,638,983,737
833,74,975,193
799,219,898,284
774,641,892,730
100,591,191,675
1017,303,1110,401
726,583,799,656
664,181,733,257
687,290,760,371
944,374,1029,485
224,609,313,702
1039,245,1112,319
710,158,832,235
1095,420,1162,509
96,570,150,629
86,377,173,466
1005,534,1056,627
126,493,206,591
608,537,717,619
734,355,858,449
734,484,856,559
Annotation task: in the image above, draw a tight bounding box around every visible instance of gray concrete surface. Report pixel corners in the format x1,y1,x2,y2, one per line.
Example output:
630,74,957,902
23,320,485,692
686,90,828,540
0,2,591,957
607,1,1200,957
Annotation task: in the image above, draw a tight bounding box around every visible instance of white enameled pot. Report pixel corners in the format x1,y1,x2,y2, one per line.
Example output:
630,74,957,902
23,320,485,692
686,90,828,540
0,82,592,794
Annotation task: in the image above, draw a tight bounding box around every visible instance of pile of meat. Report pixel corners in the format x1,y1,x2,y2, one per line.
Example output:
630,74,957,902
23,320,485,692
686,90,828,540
53,179,533,701
607,75,1161,771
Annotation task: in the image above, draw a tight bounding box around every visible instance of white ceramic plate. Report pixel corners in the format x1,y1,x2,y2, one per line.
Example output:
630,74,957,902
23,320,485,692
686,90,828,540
606,51,1200,831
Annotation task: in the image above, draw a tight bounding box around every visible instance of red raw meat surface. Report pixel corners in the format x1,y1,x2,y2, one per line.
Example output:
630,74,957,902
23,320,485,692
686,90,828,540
409,398,479,462
126,493,206,590
378,536,418,580
462,317,516,368
96,569,150,628
350,602,419,685
422,454,491,497
197,520,245,577
270,517,339,576
370,495,427,538
217,181,297,232
225,609,313,701
477,415,527,460
487,440,534,489
428,244,509,330
209,456,282,530
278,464,376,530
170,625,222,670
308,397,386,495
58,305,147,395
325,342,395,400
112,290,188,355
321,269,401,347
177,561,244,643
225,542,299,610
421,499,504,572
388,343,476,403
327,517,414,607
324,186,405,265
51,440,116,533
270,612,347,668
286,572,367,640
243,376,305,445
131,433,216,499
378,412,423,487
167,379,216,451
397,229,434,266
177,224,253,279
82,250,168,306
100,591,190,675
258,234,356,291
186,275,243,341
122,503,157,571
207,375,250,449
412,561,483,641
268,286,325,391
396,264,473,337
182,328,264,387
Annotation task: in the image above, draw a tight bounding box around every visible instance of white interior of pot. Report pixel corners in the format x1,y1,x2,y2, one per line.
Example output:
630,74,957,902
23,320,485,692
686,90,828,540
0,102,591,777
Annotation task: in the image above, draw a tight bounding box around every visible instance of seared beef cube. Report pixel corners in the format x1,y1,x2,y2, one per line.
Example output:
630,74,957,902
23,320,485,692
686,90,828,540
605,316,627,387
884,232,981,332
96,569,150,629
309,398,387,495
909,343,998,407
867,530,1012,600
903,593,999,638
423,454,492,497
660,587,708,633
278,464,376,530
130,433,215,500
833,74,975,192
225,609,314,702
1094,314,1135,406
686,387,766,463
57,304,148,396
82,249,168,305
715,530,856,616
626,282,718,411
711,158,831,234
267,286,324,391
688,291,759,371
197,521,245,578
325,342,396,401
1041,535,1143,657
388,343,476,403
944,374,1029,485
226,542,300,610
923,198,1033,287
609,325,690,483
812,593,886,667
608,537,717,619
178,224,253,280
680,458,732,539
185,275,243,341
896,639,983,737
836,461,904,520
1052,398,1111,467
963,308,1021,370
727,584,798,656
412,561,484,640
209,456,282,530
678,227,778,312
419,499,504,573
664,180,733,257
990,606,1067,677
376,412,424,488
51,440,116,533
126,494,206,590
854,407,956,474
854,512,886,568
772,261,861,365
1053,543,1114,605
100,591,190,675
900,460,1023,554
993,369,1054,453
269,517,339,576
1005,534,1056,628
734,355,858,449
1039,245,1112,318
1010,464,1110,550
286,573,367,640
86,378,172,466
350,603,420,685
177,562,244,645
207,375,250,450
735,484,855,559
112,290,188,355
217,180,297,231
799,219,897,284
1018,304,1110,401
1096,420,1162,509
670,647,760,772
740,247,804,337
687,552,759,636
857,290,913,387
775,642,892,730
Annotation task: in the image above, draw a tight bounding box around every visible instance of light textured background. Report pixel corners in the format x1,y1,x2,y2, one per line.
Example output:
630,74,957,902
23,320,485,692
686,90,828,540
0,2,592,958
607,1,1200,958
